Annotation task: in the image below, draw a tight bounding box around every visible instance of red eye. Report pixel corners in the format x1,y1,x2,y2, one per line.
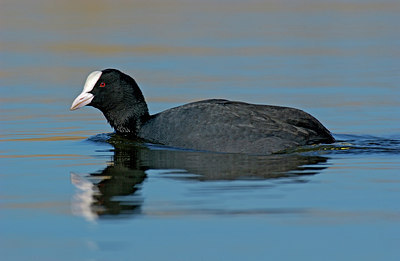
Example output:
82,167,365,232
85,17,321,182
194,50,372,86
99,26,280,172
99,82,106,87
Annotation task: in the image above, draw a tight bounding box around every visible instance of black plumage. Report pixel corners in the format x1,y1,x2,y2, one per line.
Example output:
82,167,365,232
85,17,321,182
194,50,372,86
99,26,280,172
71,69,335,154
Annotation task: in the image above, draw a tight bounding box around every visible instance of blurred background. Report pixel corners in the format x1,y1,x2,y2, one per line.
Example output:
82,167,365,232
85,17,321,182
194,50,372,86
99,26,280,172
2,0,399,136
1,0,399,261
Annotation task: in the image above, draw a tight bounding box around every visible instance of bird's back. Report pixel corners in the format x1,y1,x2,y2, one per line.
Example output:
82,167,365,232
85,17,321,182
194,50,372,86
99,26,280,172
138,99,334,154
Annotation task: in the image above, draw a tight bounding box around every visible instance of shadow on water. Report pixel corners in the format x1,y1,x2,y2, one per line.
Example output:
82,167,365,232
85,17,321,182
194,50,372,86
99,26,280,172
71,134,333,220
71,133,400,220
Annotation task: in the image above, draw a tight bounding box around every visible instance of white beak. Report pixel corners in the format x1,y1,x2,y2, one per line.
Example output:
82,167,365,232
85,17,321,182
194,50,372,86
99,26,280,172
70,70,102,111
70,92,94,111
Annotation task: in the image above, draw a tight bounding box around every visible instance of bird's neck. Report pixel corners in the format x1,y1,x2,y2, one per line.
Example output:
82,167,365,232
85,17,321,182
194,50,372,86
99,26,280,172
102,101,150,136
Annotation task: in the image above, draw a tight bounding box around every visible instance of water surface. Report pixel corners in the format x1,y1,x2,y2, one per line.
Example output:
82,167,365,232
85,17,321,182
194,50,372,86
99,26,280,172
1,1,400,260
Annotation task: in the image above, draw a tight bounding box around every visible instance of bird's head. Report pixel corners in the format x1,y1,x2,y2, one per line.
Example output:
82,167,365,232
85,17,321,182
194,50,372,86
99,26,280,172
71,69,149,134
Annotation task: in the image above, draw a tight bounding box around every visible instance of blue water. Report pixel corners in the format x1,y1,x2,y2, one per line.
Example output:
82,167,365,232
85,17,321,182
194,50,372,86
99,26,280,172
1,1,400,260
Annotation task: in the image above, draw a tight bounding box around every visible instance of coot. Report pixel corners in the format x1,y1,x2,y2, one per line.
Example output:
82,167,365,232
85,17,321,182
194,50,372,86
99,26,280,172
71,69,335,154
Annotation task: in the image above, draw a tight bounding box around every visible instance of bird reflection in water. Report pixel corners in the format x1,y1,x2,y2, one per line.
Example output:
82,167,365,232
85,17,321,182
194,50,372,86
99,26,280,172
71,134,329,221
